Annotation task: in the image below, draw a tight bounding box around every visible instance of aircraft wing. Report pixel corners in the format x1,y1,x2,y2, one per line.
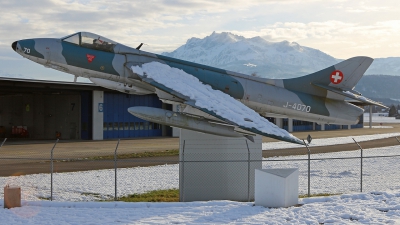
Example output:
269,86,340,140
131,62,304,145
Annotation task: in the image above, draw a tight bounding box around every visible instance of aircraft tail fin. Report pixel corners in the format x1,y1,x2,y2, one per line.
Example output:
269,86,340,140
279,56,374,98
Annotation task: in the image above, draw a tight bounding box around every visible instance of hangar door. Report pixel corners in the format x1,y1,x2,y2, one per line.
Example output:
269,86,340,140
0,94,81,139
103,93,163,139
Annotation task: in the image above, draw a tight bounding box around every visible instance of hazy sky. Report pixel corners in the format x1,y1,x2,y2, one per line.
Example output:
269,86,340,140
1,0,399,81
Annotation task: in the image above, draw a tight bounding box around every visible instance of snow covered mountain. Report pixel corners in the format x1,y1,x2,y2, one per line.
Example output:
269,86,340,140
365,57,400,75
162,32,400,78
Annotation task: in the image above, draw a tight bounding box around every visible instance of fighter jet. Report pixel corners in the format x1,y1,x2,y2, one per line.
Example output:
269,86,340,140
11,32,385,145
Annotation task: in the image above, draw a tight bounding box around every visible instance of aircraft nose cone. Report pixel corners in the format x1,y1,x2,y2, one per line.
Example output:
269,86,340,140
11,41,17,51
128,107,144,116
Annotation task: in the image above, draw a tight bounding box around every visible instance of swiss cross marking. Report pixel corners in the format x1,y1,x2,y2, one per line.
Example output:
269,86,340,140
330,70,343,84
86,54,95,63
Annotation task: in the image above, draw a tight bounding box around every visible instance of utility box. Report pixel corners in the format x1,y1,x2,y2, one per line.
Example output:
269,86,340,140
4,185,21,209
255,168,298,208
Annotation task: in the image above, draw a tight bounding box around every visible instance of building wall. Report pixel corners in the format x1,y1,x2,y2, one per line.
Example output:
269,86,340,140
0,94,81,139
102,92,163,139
80,91,93,140
92,90,104,140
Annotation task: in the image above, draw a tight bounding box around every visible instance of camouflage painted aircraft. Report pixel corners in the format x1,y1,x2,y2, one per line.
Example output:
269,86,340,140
11,32,386,144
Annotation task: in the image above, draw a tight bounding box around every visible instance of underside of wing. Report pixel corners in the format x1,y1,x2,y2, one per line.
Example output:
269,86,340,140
131,62,304,145
313,83,388,109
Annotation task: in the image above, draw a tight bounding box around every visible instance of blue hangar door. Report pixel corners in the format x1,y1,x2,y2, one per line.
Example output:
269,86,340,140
103,93,163,139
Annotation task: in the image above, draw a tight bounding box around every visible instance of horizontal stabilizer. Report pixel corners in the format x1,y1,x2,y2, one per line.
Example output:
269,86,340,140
313,83,388,109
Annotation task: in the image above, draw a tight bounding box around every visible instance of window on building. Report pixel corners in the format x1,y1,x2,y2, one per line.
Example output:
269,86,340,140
103,122,107,131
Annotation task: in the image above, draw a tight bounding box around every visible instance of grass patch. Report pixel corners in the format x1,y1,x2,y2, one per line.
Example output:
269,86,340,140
92,149,179,160
81,192,113,199
109,189,339,202
118,189,179,202
57,149,179,162
38,196,51,200
299,193,341,198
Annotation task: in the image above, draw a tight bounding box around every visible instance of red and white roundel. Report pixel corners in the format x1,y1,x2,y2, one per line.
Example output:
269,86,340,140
86,54,95,63
330,70,344,84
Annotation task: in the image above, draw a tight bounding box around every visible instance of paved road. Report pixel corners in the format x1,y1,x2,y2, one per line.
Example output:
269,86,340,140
0,156,179,176
1,123,399,176
263,136,400,157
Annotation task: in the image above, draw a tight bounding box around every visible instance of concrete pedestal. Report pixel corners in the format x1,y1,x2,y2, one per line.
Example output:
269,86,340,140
255,168,299,208
4,185,21,208
179,129,262,202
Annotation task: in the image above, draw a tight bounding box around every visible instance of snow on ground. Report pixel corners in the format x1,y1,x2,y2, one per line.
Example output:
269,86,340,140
2,192,400,224
264,145,400,195
366,126,394,128
1,164,179,202
262,132,400,150
364,113,400,123
1,140,400,224
262,113,400,150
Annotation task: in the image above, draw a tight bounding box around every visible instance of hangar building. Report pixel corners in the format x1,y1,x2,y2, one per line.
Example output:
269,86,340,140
0,77,171,140
0,77,362,140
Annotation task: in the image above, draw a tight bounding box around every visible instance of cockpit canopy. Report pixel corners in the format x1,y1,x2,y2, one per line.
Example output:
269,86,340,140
62,32,118,52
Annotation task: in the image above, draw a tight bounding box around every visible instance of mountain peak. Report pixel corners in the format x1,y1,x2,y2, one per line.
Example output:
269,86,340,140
162,32,340,78
206,31,245,43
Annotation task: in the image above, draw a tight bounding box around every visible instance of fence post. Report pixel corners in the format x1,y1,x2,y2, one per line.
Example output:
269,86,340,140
303,140,311,197
396,137,400,144
0,138,6,148
181,140,185,202
352,138,363,192
245,140,250,202
114,139,120,201
50,139,59,201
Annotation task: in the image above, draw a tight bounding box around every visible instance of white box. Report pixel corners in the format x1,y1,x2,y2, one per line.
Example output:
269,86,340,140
255,168,299,208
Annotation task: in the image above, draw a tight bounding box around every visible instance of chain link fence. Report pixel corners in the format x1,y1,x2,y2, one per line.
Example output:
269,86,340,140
1,137,400,202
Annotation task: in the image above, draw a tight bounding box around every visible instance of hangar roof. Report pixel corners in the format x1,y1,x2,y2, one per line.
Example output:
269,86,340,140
0,77,109,96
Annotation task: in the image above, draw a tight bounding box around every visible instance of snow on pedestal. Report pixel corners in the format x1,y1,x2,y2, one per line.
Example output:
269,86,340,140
255,168,298,208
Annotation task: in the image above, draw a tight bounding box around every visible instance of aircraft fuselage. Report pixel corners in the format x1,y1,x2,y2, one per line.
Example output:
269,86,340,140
12,33,363,126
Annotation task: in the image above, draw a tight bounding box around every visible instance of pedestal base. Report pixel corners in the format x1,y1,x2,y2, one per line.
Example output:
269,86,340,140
179,129,262,202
